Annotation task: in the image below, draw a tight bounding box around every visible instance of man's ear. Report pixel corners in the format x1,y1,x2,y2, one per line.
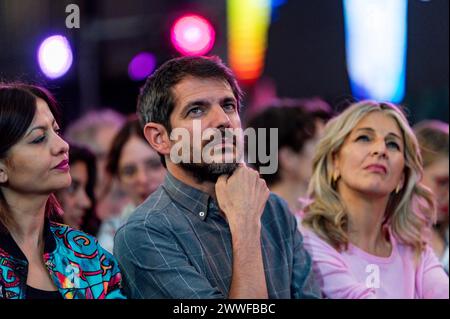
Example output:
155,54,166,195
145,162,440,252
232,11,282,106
0,162,8,184
143,122,171,156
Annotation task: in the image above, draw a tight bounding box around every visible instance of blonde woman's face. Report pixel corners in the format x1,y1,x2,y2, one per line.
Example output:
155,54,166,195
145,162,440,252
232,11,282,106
333,111,405,197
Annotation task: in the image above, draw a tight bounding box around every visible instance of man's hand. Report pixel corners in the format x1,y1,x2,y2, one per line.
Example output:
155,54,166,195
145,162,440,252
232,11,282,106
215,164,270,298
215,165,270,232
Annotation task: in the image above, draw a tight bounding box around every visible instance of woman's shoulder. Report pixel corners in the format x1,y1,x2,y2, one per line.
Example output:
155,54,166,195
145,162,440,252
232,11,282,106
49,221,101,253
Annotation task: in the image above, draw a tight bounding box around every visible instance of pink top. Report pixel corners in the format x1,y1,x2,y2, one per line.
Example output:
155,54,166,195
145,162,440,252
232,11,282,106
302,227,449,299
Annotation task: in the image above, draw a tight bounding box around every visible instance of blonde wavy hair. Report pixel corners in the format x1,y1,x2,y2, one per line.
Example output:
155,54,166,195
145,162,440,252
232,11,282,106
302,101,436,255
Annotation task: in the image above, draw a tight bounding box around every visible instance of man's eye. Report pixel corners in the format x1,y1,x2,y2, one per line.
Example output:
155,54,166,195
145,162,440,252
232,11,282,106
54,128,62,136
188,107,203,116
223,103,236,112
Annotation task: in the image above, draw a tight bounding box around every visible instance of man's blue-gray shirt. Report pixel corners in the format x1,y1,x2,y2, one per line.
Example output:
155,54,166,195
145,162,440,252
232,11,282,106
114,172,320,299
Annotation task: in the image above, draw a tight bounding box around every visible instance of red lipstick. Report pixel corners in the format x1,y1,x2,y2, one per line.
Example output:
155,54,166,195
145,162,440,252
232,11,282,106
54,159,70,171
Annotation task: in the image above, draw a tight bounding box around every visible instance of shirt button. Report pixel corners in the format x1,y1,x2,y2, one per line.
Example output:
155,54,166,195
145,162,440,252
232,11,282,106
199,211,205,217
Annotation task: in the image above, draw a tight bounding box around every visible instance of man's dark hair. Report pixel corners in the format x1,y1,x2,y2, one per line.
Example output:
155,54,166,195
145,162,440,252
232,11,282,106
137,55,243,166
137,56,243,129
246,105,316,186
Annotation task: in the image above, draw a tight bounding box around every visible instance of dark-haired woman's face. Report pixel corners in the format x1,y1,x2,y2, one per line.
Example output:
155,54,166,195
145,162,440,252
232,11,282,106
60,161,92,229
0,98,71,195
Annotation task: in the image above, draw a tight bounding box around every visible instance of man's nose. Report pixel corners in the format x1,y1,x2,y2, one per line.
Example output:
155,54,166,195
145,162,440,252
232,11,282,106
209,104,231,129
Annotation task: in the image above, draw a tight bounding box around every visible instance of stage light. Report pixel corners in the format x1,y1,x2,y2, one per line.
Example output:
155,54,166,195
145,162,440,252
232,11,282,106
128,52,157,81
343,0,407,103
171,14,215,56
37,35,73,79
227,0,271,83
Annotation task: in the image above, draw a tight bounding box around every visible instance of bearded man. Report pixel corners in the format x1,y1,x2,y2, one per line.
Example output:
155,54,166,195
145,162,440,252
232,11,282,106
114,56,320,299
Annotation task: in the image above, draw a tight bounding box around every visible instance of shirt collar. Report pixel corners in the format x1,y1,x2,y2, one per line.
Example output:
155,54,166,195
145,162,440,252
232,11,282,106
162,171,213,221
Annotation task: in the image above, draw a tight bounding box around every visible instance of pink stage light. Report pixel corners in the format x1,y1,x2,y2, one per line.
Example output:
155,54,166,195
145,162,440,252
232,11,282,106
171,14,215,56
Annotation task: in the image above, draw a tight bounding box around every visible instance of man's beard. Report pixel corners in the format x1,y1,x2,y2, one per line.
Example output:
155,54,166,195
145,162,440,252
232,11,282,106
176,127,242,183
180,162,239,183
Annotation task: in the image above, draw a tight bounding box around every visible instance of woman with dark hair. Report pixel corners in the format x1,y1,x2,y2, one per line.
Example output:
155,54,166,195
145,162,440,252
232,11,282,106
56,144,101,236
0,83,125,299
97,116,166,254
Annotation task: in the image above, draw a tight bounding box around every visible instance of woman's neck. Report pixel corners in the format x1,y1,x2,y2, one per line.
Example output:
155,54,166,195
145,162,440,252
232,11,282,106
2,189,48,247
339,186,391,256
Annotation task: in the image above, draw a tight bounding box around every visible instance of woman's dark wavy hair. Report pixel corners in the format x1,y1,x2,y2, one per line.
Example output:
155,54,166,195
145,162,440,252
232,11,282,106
0,82,64,231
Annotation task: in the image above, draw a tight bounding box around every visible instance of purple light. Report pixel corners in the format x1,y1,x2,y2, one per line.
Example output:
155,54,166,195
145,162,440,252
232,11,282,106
37,35,73,79
128,52,157,81
171,14,215,56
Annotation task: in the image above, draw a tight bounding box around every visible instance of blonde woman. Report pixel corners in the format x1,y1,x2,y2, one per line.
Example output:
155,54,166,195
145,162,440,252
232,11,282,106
301,101,449,299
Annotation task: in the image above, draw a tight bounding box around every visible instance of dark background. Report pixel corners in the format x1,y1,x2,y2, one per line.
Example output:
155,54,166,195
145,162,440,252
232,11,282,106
0,0,448,129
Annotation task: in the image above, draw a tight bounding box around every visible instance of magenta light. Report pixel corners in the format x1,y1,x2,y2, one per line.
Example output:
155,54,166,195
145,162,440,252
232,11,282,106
128,52,157,81
37,35,73,79
171,14,215,56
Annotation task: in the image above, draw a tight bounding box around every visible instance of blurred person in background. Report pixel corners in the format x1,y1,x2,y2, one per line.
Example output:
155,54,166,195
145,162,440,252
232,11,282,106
246,99,330,215
302,101,449,299
56,143,100,236
414,120,449,274
64,109,128,221
294,97,334,137
97,116,166,254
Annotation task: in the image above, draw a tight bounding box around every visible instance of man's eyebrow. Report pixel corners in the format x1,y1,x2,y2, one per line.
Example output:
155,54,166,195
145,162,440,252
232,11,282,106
26,118,56,137
180,96,237,114
181,99,210,113
220,96,237,105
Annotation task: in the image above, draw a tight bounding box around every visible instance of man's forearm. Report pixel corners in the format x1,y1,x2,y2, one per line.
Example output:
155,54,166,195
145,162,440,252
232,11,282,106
228,225,268,299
